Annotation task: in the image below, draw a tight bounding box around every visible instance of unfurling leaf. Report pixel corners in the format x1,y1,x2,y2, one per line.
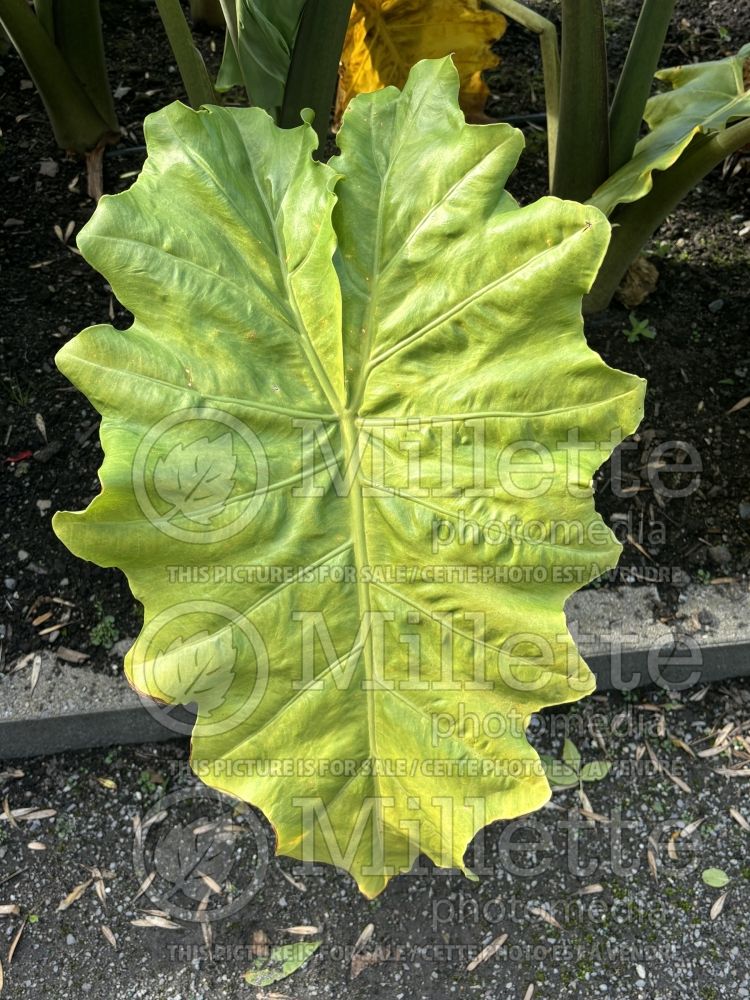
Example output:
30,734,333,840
590,44,750,215
52,58,644,897
336,0,507,123
217,1,306,115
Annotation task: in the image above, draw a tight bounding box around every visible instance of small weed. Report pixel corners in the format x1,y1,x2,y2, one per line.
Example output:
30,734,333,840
138,769,158,795
650,240,672,259
89,599,119,649
539,738,611,789
2,374,34,407
576,958,594,979
54,814,76,841
623,312,657,343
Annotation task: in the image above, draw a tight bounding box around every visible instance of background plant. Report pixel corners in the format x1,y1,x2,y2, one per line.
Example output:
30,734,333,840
0,0,120,198
156,0,353,150
159,0,750,310
486,0,750,311
335,0,507,123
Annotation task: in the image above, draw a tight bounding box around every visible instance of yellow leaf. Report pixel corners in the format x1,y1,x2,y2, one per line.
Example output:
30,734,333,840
336,0,506,123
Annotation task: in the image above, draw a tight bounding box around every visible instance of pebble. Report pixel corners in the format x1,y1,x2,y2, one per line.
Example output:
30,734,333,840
707,544,731,566
33,440,62,464
17,549,29,561
110,637,135,659
4,578,16,590
65,934,76,946
708,298,724,313
38,158,59,178
698,609,719,629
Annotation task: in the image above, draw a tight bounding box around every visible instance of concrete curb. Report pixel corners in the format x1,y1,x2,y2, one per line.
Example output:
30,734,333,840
566,580,750,689
1,582,748,759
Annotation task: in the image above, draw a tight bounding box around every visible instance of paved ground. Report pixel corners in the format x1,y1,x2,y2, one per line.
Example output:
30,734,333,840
1,678,749,999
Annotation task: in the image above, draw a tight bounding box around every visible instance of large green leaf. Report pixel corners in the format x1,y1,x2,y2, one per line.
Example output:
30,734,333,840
53,58,644,897
590,43,750,215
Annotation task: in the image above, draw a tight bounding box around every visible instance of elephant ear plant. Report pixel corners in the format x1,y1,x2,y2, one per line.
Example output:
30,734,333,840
52,58,644,896
485,0,750,310
335,0,508,122
588,42,750,308
156,0,353,151
0,0,119,198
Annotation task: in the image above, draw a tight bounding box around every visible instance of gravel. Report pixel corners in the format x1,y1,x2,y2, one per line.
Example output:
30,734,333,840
1,679,749,999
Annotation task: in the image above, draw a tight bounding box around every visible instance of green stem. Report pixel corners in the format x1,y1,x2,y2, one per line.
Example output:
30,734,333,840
218,0,238,53
49,0,119,132
609,0,675,173
482,0,560,188
0,0,116,153
32,0,54,36
552,0,609,201
279,0,353,152
586,116,750,312
154,0,216,108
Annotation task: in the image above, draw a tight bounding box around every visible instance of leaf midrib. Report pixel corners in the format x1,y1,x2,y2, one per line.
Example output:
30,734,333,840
340,408,384,867
245,137,388,868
